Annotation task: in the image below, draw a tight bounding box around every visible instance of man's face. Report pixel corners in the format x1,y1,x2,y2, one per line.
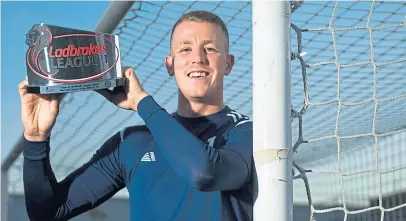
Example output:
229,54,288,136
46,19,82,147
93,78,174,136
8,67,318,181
165,21,234,101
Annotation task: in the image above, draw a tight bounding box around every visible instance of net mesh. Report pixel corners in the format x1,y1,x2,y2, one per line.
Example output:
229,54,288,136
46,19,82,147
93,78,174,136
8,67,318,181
291,1,406,220
8,1,406,220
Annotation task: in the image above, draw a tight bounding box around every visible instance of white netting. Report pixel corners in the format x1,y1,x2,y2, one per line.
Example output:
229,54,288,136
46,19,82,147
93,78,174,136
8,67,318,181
8,1,406,220
291,1,406,220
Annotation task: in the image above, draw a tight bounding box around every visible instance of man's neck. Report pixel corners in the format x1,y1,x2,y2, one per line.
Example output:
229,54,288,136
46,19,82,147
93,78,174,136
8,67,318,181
177,93,225,118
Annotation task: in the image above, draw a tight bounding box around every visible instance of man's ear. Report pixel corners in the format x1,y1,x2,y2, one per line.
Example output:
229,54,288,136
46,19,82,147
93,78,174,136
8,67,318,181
225,54,235,76
165,56,174,76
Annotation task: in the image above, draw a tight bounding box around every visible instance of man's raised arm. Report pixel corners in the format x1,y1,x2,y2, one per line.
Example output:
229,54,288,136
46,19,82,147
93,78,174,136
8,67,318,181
137,96,252,192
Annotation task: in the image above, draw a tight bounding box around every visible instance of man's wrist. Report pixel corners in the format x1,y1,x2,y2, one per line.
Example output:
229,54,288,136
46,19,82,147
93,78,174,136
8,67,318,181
131,91,149,112
24,132,50,142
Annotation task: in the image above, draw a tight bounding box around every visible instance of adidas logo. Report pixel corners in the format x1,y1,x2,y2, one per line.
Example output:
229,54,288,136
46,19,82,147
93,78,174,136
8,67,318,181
141,152,156,162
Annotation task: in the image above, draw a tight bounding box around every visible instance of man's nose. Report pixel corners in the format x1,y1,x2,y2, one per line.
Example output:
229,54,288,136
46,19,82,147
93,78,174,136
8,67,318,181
191,48,208,64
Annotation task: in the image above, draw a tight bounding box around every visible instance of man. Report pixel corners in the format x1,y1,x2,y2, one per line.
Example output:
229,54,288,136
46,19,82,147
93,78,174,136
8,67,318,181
20,10,253,221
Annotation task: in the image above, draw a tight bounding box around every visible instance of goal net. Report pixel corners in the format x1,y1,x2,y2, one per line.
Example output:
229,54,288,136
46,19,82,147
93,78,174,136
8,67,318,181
6,1,405,221
291,1,406,221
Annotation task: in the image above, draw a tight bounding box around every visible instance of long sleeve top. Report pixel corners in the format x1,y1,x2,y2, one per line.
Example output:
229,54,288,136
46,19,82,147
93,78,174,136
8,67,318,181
23,96,253,221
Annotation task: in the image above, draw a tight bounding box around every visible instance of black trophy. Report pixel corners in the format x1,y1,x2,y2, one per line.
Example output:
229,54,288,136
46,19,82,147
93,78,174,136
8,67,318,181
25,23,124,94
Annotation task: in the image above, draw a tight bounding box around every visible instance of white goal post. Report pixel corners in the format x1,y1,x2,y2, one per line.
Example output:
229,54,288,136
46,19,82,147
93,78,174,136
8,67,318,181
253,1,293,221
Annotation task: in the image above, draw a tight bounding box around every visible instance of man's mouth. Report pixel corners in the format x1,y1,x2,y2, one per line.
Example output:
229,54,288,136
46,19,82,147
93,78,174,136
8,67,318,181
187,71,209,78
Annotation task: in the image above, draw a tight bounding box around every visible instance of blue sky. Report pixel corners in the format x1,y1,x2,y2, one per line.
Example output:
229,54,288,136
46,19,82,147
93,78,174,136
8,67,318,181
1,1,110,161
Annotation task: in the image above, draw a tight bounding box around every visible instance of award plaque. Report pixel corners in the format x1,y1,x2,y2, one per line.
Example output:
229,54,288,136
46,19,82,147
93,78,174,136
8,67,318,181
25,23,124,94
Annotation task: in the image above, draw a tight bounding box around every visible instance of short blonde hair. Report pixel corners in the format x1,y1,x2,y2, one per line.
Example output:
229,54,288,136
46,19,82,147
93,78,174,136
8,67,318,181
170,10,229,53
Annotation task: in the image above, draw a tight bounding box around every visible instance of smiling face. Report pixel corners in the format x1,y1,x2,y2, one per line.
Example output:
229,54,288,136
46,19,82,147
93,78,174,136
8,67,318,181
165,21,234,102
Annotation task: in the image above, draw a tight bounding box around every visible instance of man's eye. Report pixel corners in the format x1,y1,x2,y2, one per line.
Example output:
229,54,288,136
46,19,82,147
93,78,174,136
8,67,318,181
206,47,216,52
180,48,191,53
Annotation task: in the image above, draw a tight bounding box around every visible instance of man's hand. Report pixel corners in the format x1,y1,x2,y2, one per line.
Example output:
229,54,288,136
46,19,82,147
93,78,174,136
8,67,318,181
97,67,148,112
19,78,65,142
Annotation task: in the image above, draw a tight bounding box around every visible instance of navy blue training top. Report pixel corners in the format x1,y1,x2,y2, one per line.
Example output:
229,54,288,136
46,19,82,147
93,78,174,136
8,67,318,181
23,96,254,221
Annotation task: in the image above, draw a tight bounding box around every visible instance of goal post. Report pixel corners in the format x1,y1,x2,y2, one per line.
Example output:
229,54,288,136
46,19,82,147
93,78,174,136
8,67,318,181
253,1,293,221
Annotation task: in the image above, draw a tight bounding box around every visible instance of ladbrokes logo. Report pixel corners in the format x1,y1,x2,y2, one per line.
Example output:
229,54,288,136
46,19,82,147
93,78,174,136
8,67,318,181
26,24,119,83
48,44,107,58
